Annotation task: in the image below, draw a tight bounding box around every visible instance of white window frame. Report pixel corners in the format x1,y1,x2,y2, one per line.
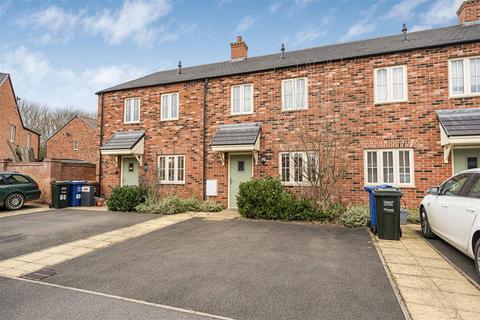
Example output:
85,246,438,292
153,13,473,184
9,125,16,143
278,151,318,186
363,149,415,187
449,56,480,98
124,97,140,124
281,77,308,111
158,155,185,184
374,65,408,104
73,141,79,151
160,93,179,121
231,84,254,115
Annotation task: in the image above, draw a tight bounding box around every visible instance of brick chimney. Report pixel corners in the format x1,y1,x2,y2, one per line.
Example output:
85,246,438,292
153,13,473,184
230,36,248,61
457,0,480,25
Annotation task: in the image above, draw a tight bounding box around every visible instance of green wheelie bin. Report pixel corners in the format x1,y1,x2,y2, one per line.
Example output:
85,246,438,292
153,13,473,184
373,188,403,240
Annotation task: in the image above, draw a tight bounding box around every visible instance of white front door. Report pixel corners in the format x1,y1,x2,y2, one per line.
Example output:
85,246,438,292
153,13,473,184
121,157,139,186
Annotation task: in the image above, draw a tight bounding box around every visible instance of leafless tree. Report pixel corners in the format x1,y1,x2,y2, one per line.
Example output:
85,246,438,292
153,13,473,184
18,99,97,159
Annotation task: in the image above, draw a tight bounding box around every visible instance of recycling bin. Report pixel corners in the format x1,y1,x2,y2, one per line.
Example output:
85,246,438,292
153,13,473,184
51,181,70,209
68,180,86,207
373,188,403,240
80,185,95,207
364,185,395,234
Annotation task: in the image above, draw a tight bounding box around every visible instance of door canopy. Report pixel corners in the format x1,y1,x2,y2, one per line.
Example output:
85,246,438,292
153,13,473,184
100,130,145,165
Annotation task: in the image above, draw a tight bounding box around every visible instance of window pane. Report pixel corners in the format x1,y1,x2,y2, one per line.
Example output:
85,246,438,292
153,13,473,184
293,153,303,182
451,60,464,95
158,157,166,181
392,67,404,100
162,95,169,119
283,80,293,109
467,156,478,170
243,85,252,113
177,156,184,182
295,79,306,109
133,98,139,122
281,153,290,182
125,99,132,122
171,94,178,119
470,58,480,93
467,177,480,198
232,86,241,113
399,150,411,184
441,174,469,196
376,69,388,102
367,151,378,183
167,156,175,181
382,151,394,183
307,152,318,183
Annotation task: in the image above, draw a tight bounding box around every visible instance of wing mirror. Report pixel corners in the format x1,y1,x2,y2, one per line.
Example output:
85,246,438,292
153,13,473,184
428,187,439,195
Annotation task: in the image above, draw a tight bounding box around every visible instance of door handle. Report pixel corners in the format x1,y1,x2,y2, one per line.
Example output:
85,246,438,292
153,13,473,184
441,203,448,208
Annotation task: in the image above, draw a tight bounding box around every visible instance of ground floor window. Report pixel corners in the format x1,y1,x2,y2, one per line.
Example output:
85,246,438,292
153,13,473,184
279,151,318,184
364,149,414,186
158,155,185,184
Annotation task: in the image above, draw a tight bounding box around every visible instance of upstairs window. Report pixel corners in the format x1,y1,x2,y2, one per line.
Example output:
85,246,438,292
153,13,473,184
158,155,185,184
124,97,140,124
449,56,480,97
282,78,307,111
231,84,253,115
365,149,414,187
374,66,408,104
279,151,318,184
9,125,16,143
161,93,179,121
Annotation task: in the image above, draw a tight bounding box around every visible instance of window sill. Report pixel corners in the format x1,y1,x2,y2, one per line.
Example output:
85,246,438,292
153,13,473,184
160,118,179,122
282,181,311,187
364,183,416,189
124,121,140,125
374,99,408,105
281,107,308,113
230,112,254,116
449,93,480,99
158,181,185,185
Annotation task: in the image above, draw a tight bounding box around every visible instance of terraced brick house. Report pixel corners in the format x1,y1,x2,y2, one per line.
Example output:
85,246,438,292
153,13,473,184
97,0,480,209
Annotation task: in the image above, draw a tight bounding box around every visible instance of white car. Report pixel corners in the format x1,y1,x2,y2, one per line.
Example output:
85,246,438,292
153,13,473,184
420,169,480,278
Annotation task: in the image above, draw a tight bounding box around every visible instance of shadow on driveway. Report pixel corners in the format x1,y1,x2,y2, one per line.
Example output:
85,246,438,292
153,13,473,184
44,218,405,320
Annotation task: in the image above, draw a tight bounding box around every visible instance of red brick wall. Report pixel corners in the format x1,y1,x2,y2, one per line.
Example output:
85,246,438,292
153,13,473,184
46,117,98,164
99,42,480,208
0,77,39,160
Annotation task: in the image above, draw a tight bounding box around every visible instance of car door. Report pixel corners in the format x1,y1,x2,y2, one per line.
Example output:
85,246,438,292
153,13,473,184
430,173,471,239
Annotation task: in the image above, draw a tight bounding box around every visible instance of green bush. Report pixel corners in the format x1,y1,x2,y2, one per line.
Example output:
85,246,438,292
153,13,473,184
198,200,224,212
135,193,223,214
107,186,148,212
407,208,421,224
338,205,370,228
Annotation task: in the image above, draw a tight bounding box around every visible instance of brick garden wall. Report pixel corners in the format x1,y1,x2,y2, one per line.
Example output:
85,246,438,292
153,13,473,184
99,42,480,208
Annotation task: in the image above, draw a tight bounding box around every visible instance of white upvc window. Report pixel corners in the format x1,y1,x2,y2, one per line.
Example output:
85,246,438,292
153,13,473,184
161,93,179,121
449,56,480,97
231,84,253,115
282,77,308,111
73,141,79,151
279,151,318,185
364,149,414,187
124,97,140,124
9,125,16,143
374,65,408,104
158,155,185,184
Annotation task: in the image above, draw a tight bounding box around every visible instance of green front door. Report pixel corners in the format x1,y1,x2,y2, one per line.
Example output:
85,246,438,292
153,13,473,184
453,148,480,174
122,157,139,186
229,154,253,208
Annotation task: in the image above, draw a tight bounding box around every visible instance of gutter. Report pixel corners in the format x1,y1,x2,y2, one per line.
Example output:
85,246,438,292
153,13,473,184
98,93,105,197
202,78,208,201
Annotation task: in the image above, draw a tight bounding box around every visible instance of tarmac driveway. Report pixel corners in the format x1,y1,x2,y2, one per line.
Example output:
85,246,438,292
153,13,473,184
43,218,405,320
0,209,157,260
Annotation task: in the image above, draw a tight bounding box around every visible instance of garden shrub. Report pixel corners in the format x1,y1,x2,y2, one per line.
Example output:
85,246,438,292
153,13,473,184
135,193,223,214
198,200,224,212
338,205,370,228
407,208,421,224
107,186,148,212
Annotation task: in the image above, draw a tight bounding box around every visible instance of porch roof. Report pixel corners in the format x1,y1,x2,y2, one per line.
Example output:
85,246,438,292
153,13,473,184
436,108,480,137
210,123,260,147
100,130,145,151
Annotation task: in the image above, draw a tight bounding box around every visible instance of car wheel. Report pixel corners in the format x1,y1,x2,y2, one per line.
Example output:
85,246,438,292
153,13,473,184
420,207,435,239
475,240,480,279
5,193,25,210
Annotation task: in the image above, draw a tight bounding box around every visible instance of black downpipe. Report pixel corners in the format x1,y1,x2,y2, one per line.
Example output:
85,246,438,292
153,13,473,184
98,93,105,197
202,79,208,201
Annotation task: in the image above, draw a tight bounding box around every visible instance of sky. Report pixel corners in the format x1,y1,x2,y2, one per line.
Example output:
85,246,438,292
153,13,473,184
0,0,464,112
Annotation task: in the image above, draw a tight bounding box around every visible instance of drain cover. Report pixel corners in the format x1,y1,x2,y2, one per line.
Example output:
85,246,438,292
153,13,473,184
21,268,57,281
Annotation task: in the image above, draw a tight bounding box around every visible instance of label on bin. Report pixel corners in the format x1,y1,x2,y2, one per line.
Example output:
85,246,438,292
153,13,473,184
81,186,90,192
383,200,394,213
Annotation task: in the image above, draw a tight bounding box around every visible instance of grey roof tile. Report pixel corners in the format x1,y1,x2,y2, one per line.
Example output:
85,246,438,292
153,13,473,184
100,130,145,150
211,123,260,146
98,24,480,94
436,108,480,136
78,116,98,128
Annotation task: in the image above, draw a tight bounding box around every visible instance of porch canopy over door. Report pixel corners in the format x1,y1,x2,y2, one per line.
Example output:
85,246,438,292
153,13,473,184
437,109,480,163
100,130,145,165
210,123,261,165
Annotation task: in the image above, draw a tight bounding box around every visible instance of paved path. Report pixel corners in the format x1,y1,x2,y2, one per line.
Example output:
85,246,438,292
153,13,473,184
376,224,480,320
0,204,50,219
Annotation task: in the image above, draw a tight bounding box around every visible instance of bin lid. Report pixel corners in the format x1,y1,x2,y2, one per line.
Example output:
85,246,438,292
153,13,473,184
51,180,71,185
373,188,403,197
364,184,394,192
70,180,87,184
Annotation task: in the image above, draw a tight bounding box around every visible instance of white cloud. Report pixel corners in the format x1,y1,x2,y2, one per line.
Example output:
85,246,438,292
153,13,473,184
236,15,255,33
420,0,462,26
294,0,314,7
84,0,172,46
410,24,432,31
269,2,283,13
292,27,325,48
341,3,378,42
386,0,428,20
0,46,147,111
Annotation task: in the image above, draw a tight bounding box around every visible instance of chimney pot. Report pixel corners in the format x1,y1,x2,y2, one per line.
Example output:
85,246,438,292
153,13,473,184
457,0,480,25
230,36,248,61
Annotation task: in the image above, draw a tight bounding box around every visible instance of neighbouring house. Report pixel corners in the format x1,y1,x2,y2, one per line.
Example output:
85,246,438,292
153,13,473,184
46,116,98,164
97,1,480,209
0,72,40,161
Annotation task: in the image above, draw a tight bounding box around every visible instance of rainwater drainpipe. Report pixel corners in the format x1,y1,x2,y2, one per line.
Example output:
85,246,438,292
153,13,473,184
98,93,105,197
202,78,209,201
